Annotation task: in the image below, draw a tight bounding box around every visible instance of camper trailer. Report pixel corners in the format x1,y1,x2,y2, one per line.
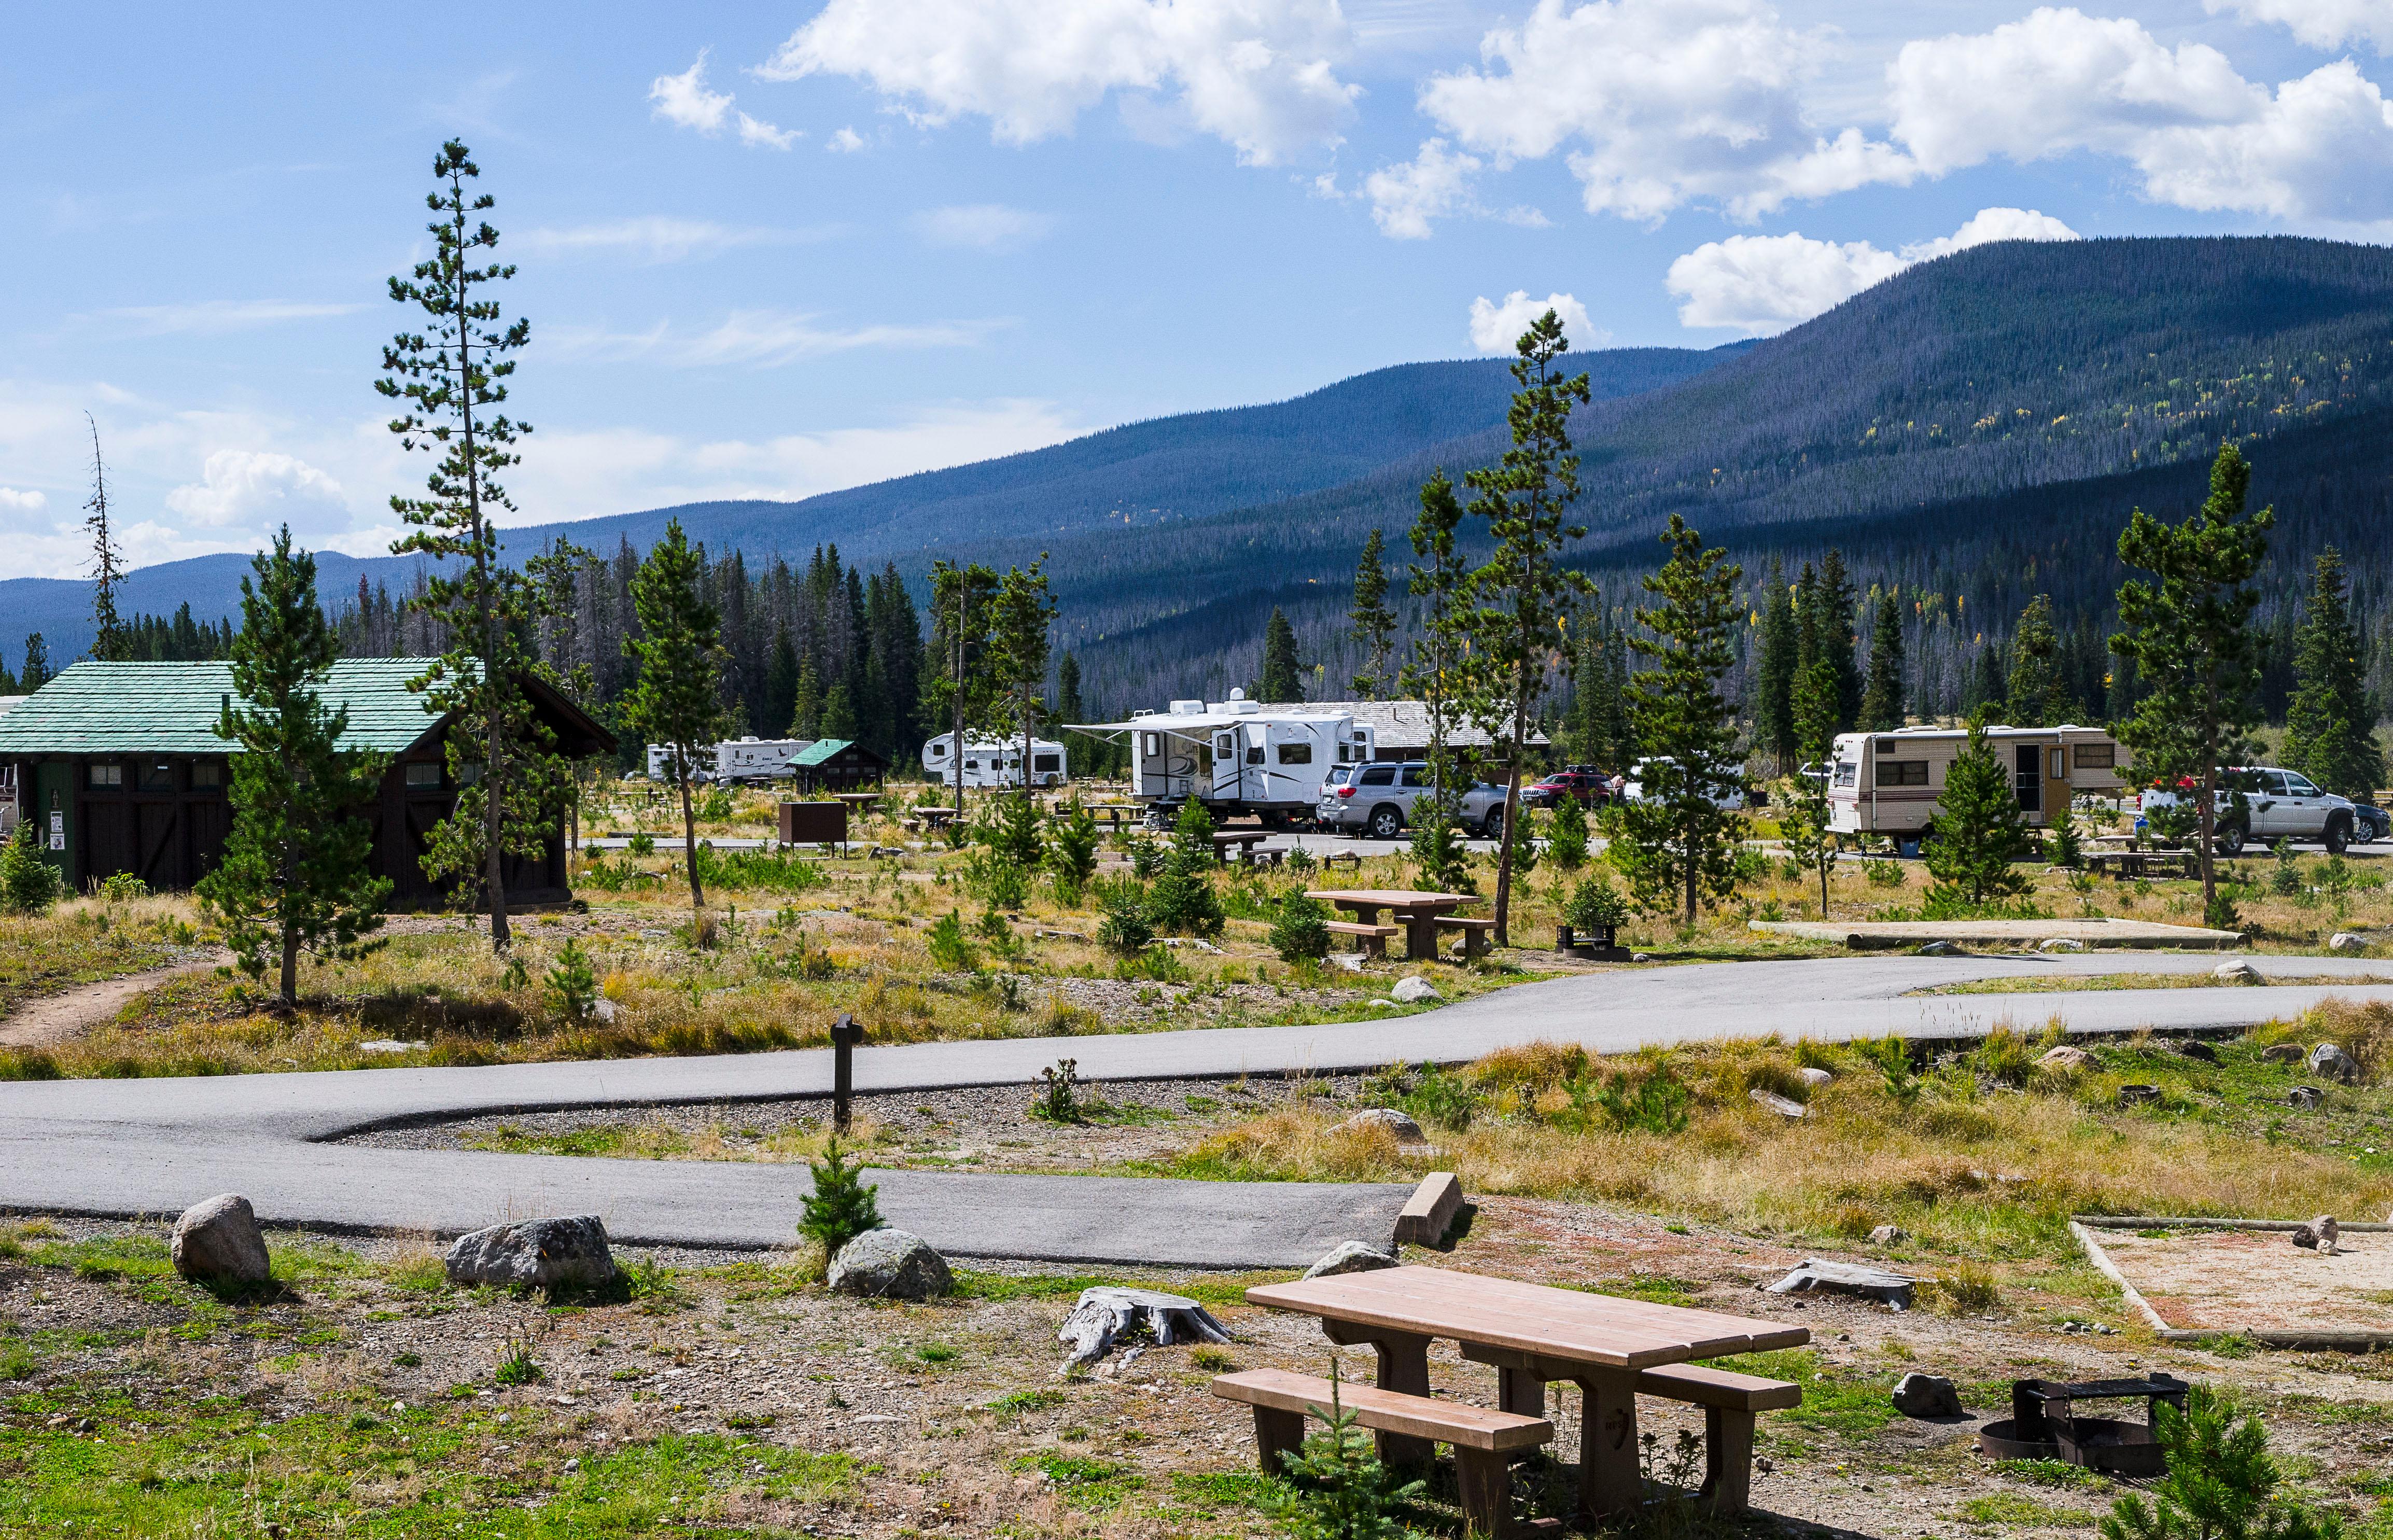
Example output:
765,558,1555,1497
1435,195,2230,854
921,733,1068,789
645,743,716,783
1070,691,1376,825
714,737,815,786
1827,723,2131,853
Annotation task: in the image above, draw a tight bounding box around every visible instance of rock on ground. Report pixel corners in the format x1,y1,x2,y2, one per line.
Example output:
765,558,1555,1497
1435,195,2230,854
2117,1084,2162,1107
2331,933,2369,954
2293,1215,2341,1253
1892,1373,1965,1419
827,1227,953,1300
171,1194,270,1285
1337,1108,1427,1143
1304,1240,1400,1279
2263,1043,2307,1063
2215,960,2261,983
2308,1044,2362,1084
1797,1067,1834,1087
1916,941,1965,957
1391,976,1441,1004
1750,1088,1807,1118
445,1216,619,1290
2037,937,2088,953
1867,1225,1908,1248
2038,1045,2093,1071
2176,1039,2218,1062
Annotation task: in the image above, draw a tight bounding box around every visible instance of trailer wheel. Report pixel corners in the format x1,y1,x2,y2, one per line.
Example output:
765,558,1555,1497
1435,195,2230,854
1367,805,1404,840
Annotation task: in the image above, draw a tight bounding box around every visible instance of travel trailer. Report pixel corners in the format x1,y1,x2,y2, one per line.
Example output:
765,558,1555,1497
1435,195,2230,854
645,743,715,783
1070,691,1377,825
1826,724,2131,853
713,737,815,786
921,732,1068,789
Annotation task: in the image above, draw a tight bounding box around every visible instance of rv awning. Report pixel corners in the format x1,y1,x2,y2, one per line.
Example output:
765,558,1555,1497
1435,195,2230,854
1069,713,1268,737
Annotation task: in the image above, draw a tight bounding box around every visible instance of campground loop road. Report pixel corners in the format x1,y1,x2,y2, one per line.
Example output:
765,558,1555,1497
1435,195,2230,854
3,952,2389,1268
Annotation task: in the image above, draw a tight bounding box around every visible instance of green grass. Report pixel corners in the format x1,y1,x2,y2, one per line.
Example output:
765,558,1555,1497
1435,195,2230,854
1995,1459,2111,1490
1013,1452,1146,1511
1705,1349,1900,1440
985,1388,1069,1415
1578,1274,1704,1307
1958,1492,2103,1527
949,1268,1288,1313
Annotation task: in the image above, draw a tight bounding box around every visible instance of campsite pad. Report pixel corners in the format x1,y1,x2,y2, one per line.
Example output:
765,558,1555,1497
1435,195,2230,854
2092,1227,2393,1335
1747,918,2246,950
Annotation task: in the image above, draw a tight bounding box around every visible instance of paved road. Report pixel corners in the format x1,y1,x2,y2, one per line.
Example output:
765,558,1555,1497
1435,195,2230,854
4,951,2387,1266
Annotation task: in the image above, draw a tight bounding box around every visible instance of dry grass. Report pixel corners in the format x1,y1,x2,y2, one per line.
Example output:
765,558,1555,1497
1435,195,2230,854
1171,1017,2393,1264
0,893,205,1016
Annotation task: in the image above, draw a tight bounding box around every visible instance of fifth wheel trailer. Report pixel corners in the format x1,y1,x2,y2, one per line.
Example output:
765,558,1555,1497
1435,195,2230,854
1069,691,1376,825
1826,724,2131,853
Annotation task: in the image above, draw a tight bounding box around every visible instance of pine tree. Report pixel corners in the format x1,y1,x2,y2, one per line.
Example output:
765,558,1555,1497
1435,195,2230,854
820,682,857,740
83,415,128,663
990,557,1056,807
1348,528,1397,698
1613,515,1745,926
1401,469,1485,871
1780,658,1842,918
1465,309,1595,945
17,635,50,694
1816,550,1862,732
924,561,1000,816
620,520,730,917
790,655,822,738
764,625,799,740
194,528,392,1011
1859,586,1906,731
1757,558,1799,773
2112,443,2273,926
379,139,550,953
799,1138,884,1256
1925,718,2035,913
2007,595,2067,726
2100,1387,2339,1540
0,818,63,916
1054,651,1097,781
1258,607,1304,703
2286,545,2383,798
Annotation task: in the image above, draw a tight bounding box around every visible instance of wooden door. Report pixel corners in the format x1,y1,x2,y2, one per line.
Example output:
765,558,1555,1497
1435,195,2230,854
81,801,133,887
134,802,182,888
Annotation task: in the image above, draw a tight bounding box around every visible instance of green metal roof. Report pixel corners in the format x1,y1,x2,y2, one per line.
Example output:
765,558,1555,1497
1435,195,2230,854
789,738,855,766
0,660,447,757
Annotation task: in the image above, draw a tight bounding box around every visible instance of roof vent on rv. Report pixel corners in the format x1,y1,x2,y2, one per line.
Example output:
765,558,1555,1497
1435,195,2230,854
1169,699,1205,715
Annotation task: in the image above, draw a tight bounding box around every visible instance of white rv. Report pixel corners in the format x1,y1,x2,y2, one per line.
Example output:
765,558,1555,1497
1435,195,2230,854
714,737,815,786
1826,723,2131,853
1070,691,1376,825
645,743,715,783
922,732,1069,789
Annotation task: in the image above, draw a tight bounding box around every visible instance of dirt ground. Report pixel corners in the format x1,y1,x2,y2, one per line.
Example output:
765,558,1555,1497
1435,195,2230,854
2093,1226,2393,1335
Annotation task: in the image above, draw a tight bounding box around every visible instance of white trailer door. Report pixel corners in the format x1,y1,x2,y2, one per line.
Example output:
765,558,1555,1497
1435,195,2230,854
1265,721,1319,803
1212,731,1242,800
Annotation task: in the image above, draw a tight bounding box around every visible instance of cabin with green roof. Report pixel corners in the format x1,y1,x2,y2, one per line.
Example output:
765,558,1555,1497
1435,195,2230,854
0,660,612,906
787,737,889,793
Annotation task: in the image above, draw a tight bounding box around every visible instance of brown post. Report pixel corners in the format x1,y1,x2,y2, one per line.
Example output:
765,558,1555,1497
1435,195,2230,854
830,1013,865,1132
1574,1368,1643,1517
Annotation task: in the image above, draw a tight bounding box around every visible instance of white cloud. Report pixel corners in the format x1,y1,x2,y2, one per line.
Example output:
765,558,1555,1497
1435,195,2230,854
545,310,1007,368
1466,291,1607,353
94,300,362,337
164,450,351,535
1389,0,1913,232
0,487,47,513
1887,8,2393,223
757,0,1360,166
650,51,734,133
650,50,799,149
827,127,868,152
516,218,829,263
1363,138,1481,238
1667,206,2080,333
738,113,801,149
2206,0,2393,53
914,204,1057,251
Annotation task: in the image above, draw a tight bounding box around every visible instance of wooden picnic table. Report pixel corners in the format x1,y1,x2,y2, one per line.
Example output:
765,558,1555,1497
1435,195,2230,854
1306,887,1480,961
833,792,882,815
1247,1264,1808,1518
2086,848,2196,880
1212,829,1271,865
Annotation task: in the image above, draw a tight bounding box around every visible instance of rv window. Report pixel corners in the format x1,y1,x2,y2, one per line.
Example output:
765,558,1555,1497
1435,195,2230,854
1246,746,1264,765
1874,760,1928,787
2072,743,2116,769
963,760,978,772
1276,743,1312,765
2051,748,2067,779
929,741,947,757
1033,754,1060,773
1143,733,1160,757
1359,765,1395,787
1832,761,1858,788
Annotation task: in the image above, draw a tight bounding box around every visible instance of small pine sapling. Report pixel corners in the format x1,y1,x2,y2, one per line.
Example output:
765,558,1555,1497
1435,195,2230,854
2101,1387,2340,1540
1146,800,1226,936
1271,892,1333,963
0,820,63,916
1547,794,1589,871
1097,892,1154,956
926,911,977,972
1047,802,1100,898
800,1138,884,1256
1564,875,1633,942
544,939,598,1025
2049,802,2084,869
1924,719,2035,915
1272,1361,1426,1540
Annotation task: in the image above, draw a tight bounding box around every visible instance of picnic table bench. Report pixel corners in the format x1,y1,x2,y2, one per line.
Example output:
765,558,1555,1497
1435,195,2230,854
1324,920,1400,959
1307,889,1481,962
1212,830,1271,865
1243,1264,1807,1522
2086,849,2196,881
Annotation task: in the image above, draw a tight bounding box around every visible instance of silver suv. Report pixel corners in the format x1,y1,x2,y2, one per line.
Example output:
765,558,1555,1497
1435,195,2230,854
1318,761,1509,839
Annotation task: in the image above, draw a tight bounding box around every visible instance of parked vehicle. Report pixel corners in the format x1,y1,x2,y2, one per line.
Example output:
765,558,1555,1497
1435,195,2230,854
1824,724,2130,854
713,737,814,786
1622,757,1747,812
2143,766,2368,855
645,743,715,784
921,732,1068,789
1070,690,1374,825
1520,766,1610,809
1317,760,1510,839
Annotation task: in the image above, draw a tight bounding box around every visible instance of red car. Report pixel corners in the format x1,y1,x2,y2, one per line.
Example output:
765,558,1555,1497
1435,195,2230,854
1519,767,1610,809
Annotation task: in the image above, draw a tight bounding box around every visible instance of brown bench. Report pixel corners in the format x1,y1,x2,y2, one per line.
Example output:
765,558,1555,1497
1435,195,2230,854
1324,920,1401,959
1459,1346,1797,1515
1212,1367,1552,1537
1322,850,1364,871
1440,916,1498,959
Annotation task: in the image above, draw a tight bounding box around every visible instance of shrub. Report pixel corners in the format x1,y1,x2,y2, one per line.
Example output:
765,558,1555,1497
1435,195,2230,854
0,822,63,916
1146,869,1225,936
1547,795,1589,871
1047,803,1100,891
926,911,977,972
1588,1064,1692,1135
1858,1035,1921,1102
1096,892,1154,956
1271,893,1332,963
2048,804,2084,869
97,873,149,902
1033,1058,1082,1123
1271,1363,1425,1540
2273,846,2302,896
544,940,598,1025
1126,835,1166,879
626,831,656,857
2101,1387,2339,1540
1564,876,1633,934
1863,858,1906,887
964,850,1029,911
799,1138,884,1255
1402,1063,1481,1131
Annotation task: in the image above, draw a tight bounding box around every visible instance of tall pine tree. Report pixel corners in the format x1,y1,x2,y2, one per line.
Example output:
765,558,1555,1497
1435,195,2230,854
2112,443,2273,926
991,557,1057,804
621,520,730,917
1757,558,1799,773
1258,607,1304,703
1816,550,1862,733
2007,595,2067,726
1348,528,1396,699
1859,585,1906,732
1401,469,1485,889
925,561,1001,815
83,415,128,663
195,528,391,1011
2285,544,2383,797
1613,515,1744,926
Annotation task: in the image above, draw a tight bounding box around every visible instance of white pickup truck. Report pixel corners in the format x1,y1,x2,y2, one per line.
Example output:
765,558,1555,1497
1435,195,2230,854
2142,766,2386,855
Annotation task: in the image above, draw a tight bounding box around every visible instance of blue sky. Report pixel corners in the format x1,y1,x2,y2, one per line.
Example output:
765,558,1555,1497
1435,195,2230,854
3,0,2387,578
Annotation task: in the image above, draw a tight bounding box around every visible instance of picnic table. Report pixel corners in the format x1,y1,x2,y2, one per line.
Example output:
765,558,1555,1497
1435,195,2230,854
906,805,961,833
1247,1264,1808,1519
1306,887,1480,961
2086,848,2196,880
1052,801,1141,831
1212,829,1271,865
833,792,882,816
